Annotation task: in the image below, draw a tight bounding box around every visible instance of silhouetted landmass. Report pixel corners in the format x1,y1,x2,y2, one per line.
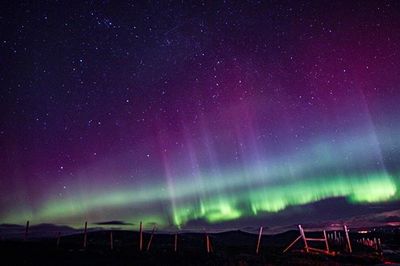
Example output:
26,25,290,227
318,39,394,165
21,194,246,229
93,221,134,226
1,226,399,265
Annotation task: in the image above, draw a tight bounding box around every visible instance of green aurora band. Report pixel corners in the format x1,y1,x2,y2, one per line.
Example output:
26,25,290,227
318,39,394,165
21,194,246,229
2,129,400,228
3,172,399,228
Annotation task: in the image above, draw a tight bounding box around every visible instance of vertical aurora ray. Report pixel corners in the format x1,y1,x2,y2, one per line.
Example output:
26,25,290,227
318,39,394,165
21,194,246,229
161,151,179,226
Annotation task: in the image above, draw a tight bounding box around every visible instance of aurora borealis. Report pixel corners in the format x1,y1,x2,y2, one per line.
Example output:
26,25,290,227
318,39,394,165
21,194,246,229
1,1,400,229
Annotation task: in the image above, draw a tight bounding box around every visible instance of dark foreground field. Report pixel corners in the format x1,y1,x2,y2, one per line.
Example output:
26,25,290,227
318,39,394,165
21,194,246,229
1,228,399,265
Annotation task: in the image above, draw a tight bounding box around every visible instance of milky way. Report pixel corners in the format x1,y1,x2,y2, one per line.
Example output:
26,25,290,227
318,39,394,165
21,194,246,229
1,1,400,229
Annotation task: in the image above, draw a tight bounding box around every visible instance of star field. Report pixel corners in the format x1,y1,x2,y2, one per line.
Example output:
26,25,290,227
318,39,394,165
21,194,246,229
0,1,400,229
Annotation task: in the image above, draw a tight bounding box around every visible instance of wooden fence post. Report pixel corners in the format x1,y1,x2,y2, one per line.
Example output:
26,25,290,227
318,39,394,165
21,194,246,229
343,225,352,253
56,231,61,248
139,221,143,251
83,221,88,249
174,233,178,252
256,226,263,254
146,225,156,251
323,230,330,253
298,225,309,253
24,220,29,241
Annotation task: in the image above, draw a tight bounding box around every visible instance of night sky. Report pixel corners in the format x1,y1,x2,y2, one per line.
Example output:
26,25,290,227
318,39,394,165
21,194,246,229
1,1,400,230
